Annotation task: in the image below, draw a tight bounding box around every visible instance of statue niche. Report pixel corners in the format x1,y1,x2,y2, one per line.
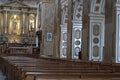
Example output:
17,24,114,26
9,15,21,35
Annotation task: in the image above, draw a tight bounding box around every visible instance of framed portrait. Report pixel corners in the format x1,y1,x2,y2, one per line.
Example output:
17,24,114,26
47,33,52,41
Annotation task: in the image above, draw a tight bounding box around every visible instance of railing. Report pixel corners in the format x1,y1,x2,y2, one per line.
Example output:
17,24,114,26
7,47,30,54
8,43,36,47
0,43,8,54
0,43,38,54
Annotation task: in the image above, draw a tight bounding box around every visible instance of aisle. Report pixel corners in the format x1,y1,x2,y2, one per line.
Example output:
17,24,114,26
0,70,6,80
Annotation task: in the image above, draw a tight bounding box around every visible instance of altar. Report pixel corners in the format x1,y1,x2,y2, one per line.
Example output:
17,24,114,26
0,0,38,44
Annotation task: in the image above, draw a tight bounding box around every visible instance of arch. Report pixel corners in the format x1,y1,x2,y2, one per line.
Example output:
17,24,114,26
90,0,105,14
29,14,35,31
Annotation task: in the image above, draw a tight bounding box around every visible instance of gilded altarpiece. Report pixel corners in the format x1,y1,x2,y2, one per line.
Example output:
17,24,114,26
0,1,37,44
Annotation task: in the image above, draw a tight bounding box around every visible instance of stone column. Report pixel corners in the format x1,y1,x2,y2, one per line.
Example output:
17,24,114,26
104,0,114,62
24,13,26,35
53,0,61,58
114,0,120,63
0,12,2,41
3,10,9,34
8,13,12,35
7,11,10,34
26,13,29,36
36,3,40,31
34,14,36,36
41,0,55,56
3,11,5,34
1,12,4,35
20,13,23,35
0,12,2,35
5,11,7,34
22,13,25,34
66,0,73,59
82,0,91,60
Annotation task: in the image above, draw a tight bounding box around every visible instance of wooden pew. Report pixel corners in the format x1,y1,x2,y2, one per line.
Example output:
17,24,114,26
0,55,116,80
0,45,118,80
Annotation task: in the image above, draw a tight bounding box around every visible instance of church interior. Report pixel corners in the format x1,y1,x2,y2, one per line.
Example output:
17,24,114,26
0,0,120,80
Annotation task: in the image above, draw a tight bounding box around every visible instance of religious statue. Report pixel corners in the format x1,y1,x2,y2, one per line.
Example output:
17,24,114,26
11,15,20,35
13,18,17,34
30,22,33,31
